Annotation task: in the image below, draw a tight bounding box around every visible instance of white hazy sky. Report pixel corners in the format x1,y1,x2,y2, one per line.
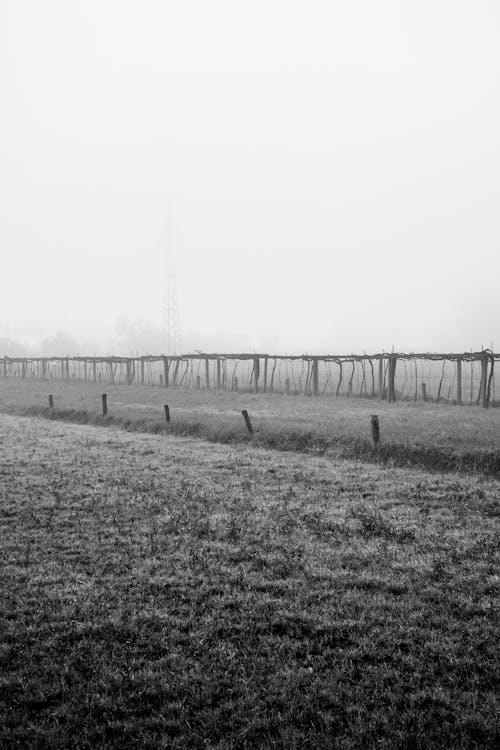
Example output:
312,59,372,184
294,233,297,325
1,0,499,354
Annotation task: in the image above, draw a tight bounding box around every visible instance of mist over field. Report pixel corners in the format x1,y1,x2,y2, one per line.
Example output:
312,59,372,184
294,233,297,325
1,0,499,354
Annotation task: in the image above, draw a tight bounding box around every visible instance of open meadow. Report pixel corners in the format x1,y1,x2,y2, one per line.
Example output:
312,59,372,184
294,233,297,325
0,410,499,748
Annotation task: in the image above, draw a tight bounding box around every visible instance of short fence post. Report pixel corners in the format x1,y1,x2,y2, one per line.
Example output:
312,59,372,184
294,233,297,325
241,409,253,435
48,394,54,410
371,414,380,446
164,404,170,423
102,394,108,417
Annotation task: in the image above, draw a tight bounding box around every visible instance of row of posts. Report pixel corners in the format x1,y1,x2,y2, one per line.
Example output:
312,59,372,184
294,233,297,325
2,353,495,406
47,394,387,444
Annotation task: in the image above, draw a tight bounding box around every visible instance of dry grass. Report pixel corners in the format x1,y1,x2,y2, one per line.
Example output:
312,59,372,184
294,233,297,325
1,413,499,748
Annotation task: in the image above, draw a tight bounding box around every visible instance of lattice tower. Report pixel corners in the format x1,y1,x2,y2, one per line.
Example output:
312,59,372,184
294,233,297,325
162,248,182,355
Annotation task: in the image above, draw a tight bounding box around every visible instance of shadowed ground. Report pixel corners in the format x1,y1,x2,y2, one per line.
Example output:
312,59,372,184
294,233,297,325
0,414,499,748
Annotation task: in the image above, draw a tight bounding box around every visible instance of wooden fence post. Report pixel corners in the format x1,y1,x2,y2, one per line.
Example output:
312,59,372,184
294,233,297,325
102,394,108,416
164,404,170,422
371,414,380,445
242,409,253,435
48,394,54,410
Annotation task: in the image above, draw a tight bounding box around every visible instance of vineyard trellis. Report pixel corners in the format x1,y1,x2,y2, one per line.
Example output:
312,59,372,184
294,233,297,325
1,351,498,407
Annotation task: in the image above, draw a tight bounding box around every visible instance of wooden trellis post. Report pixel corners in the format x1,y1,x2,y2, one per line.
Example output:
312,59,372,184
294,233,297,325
253,356,260,394
378,358,384,399
163,357,169,388
312,357,319,397
486,355,494,408
173,359,180,387
388,355,397,402
456,357,462,405
481,353,489,408
205,357,210,390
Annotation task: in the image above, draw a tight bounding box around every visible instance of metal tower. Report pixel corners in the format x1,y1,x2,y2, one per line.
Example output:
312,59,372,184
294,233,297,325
162,247,182,355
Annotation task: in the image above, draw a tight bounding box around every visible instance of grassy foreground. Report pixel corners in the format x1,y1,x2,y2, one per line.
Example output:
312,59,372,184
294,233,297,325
0,414,499,748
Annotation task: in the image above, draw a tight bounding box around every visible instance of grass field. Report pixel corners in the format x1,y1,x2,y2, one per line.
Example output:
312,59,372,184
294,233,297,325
1,378,500,475
1,411,499,748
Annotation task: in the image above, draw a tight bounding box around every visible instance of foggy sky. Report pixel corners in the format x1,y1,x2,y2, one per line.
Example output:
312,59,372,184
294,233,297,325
1,1,499,355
